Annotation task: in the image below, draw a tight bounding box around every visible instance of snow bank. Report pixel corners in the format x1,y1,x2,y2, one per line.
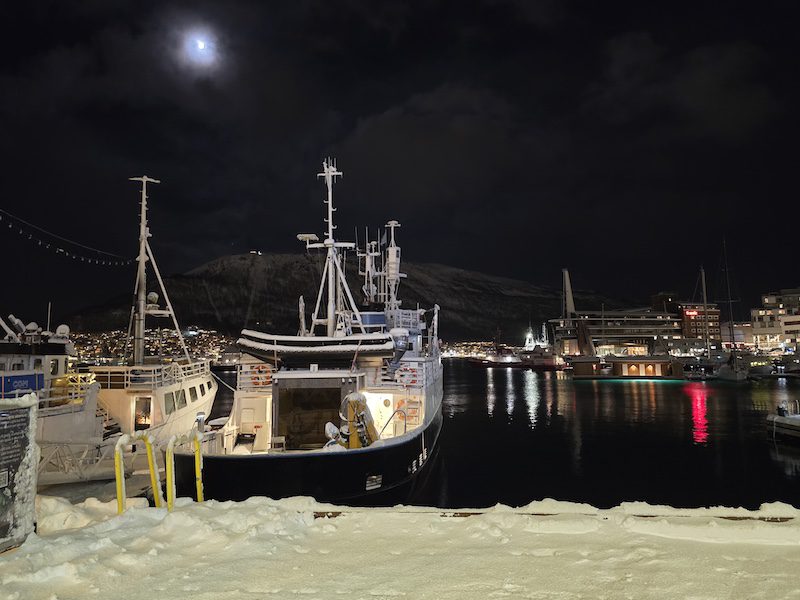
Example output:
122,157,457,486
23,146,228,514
1,495,799,600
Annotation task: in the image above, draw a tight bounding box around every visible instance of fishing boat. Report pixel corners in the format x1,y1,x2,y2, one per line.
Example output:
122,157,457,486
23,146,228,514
174,159,444,504
89,177,216,443
0,314,114,484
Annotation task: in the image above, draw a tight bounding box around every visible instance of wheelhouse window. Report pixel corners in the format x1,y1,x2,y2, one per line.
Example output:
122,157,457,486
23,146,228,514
200,383,206,396
164,391,176,415
12,362,24,371
33,358,43,370
175,389,187,410
189,386,198,402
50,359,59,375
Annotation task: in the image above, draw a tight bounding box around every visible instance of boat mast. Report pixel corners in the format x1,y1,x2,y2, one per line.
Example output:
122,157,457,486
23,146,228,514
301,159,365,336
700,265,711,357
128,176,190,364
722,240,737,358
130,175,159,365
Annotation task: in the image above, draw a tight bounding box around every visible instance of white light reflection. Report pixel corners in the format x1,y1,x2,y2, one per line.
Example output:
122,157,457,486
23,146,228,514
506,369,516,417
523,370,540,427
486,368,495,417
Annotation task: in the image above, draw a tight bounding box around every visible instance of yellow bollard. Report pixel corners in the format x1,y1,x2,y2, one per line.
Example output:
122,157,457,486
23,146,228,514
165,436,177,512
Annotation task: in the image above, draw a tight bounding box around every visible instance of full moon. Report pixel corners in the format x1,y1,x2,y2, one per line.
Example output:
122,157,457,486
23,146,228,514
181,30,217,67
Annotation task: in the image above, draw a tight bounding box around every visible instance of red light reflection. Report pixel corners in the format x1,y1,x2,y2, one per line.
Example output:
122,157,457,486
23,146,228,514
684,383,708,444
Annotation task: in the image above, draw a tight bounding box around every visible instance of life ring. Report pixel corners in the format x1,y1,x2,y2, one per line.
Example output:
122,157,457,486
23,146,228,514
395,366,419,386
250,364,271,386
396,398,406,420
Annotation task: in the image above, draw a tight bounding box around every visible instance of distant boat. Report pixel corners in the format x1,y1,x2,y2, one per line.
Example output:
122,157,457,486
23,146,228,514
767,400,800,441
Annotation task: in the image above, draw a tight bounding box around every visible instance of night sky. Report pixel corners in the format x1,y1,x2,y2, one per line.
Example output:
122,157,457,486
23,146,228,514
1,1,798,325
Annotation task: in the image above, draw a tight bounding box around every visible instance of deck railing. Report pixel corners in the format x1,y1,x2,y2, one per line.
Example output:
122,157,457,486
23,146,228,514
92,360,212,390
38,373,98,413
236,363,273,392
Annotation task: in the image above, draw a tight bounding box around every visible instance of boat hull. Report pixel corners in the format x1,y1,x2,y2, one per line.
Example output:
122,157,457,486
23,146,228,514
175,408,443,506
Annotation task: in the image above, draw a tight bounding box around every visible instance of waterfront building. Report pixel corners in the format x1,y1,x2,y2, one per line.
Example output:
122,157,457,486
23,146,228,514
750,288,800,351
551,309,682,356
677,302,721,341
720,321,755,350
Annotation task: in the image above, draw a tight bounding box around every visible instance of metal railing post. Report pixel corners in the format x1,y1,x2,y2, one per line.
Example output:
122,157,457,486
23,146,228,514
114,434,131,514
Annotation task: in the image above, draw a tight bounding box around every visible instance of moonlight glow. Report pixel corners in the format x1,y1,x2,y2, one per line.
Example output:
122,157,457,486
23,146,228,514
182,30,217,67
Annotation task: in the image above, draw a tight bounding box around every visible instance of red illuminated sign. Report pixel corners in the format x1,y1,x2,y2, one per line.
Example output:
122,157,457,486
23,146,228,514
684,310,698,316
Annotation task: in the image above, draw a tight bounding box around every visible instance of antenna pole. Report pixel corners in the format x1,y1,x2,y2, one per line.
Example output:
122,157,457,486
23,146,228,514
317,159,343,336
129,175,160,365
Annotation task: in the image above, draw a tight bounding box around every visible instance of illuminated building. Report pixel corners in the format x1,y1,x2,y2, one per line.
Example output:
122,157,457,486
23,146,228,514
677,303,721,341
751,288,800,351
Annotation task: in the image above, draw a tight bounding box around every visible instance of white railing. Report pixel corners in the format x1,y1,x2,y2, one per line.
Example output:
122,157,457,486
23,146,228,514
37,373,98,413
236,363,272,392
92,359,211,390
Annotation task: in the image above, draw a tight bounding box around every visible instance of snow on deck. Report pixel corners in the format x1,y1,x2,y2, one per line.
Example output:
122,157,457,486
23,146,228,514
1,496,799,600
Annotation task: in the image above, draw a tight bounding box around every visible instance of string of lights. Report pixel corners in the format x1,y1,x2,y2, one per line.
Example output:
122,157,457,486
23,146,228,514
0,208,134,267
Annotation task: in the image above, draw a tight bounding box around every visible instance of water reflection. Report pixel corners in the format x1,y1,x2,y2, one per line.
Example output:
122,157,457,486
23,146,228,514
486,368,495,417
523,370,539,427
684,383,709,445
505,369,515,417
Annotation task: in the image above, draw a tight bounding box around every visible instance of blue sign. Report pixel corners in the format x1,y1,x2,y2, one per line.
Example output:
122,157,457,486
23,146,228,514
0,373,45,398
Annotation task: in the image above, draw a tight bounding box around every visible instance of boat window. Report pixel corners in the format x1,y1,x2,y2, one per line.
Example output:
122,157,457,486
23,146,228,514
50,359,59,376
34,358,43,369
207,380,213,390
164,392,176,415
135,397,152,430
200,383,206,396
12,362,24,371
175,389,187,409
189,386,198,402
0,362,5,371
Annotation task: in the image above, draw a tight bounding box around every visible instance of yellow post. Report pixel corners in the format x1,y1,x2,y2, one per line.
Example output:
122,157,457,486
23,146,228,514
114,434,130,515
193,434,204,503
143,437,162,508
165,436,176,512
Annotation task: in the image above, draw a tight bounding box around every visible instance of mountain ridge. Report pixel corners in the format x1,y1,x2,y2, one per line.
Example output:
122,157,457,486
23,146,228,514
71,253,622,342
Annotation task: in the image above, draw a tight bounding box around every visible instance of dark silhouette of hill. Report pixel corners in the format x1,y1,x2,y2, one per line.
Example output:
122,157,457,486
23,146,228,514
71,253,620,342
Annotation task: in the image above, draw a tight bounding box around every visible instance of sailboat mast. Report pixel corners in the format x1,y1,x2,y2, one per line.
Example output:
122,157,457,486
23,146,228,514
700,266,711,357
130,175,160,365
722,240,736,354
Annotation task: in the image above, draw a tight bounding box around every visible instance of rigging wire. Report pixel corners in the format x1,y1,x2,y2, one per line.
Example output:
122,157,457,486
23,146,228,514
0,208,134,266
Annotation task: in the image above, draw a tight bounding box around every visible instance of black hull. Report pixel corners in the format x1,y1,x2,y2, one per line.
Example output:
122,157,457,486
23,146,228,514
175,409,443,506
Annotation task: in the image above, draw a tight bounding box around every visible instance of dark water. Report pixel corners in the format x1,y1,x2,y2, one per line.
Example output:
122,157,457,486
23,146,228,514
211,362,800,509
413,359,800,509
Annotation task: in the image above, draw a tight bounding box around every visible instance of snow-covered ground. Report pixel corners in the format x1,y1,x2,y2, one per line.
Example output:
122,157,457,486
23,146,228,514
1,495,799,600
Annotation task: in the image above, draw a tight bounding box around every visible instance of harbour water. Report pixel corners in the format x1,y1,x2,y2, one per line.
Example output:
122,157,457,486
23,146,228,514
211,361,800,509
413,359,800,509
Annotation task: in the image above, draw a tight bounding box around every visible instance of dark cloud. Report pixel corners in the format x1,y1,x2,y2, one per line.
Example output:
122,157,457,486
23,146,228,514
586,33,778,140
1,1,799,323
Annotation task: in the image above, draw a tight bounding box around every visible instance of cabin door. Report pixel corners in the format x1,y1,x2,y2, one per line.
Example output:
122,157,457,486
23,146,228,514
134,396,152,430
